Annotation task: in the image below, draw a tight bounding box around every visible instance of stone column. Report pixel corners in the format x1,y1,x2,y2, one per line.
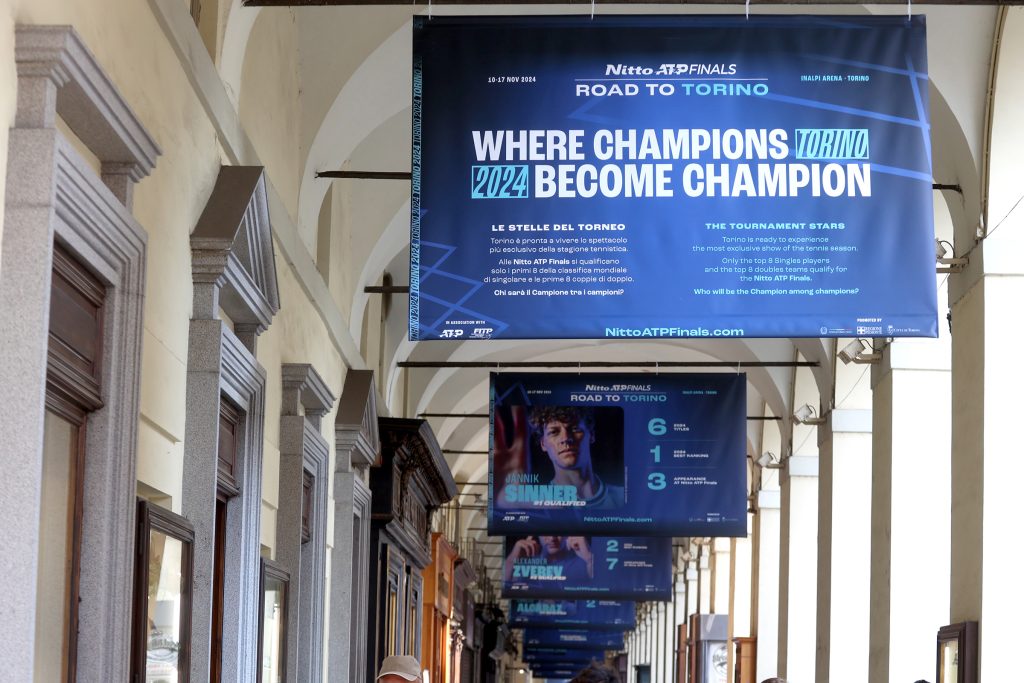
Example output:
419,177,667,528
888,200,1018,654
686,558,699,620
626,628,638,683
948,8,1024,679
777,456,817,683
278,365,334,683
815,409,872,683
0,56,61,683
328,371,379,683
674,565,687,683
711,538,731,615
698,544,712,614
869,340,951,683
732,523,754,639
754,491,780,683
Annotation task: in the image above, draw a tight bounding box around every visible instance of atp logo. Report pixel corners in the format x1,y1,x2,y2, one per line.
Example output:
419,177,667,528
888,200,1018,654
439,329,464,338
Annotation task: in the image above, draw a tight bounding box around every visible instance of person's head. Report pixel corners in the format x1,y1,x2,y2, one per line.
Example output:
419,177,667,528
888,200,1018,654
530,406,595,472
760,678,786,683
376,655,422,683
539,535,566,555
570,662,619,683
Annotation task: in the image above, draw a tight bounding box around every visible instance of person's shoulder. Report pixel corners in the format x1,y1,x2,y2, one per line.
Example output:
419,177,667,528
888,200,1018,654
587,482,625,509
605,485,625,506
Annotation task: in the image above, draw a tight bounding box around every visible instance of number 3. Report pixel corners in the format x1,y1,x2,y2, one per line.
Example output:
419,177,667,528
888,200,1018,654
648,473,666,490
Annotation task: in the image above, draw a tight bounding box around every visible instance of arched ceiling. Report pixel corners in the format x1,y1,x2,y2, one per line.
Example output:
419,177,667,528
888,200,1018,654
229,2,998,565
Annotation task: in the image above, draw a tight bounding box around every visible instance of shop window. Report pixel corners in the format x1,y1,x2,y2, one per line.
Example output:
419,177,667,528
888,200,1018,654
258,560,289,683
35,243,107,681
131,500,195,683
406,568,422,658
386,562,401,657
217,400,241,496
36,410,85,682
211,395,241,682
47,244,105,409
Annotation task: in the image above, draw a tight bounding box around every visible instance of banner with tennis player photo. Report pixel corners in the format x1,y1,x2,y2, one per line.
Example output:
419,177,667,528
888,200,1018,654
510,599,637,630
501,535,672,600
488,372,746,536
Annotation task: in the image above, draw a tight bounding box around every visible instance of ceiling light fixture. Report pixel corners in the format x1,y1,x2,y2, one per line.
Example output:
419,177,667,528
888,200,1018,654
793,403,826,425
935,238,968,274
838,338,882,365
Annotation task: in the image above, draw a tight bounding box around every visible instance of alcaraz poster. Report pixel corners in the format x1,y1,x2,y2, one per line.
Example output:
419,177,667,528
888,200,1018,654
411,15,936,340
510,599,637,630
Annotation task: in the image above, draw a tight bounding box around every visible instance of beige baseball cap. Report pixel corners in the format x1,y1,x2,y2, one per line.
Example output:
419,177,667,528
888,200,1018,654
376,655,422,681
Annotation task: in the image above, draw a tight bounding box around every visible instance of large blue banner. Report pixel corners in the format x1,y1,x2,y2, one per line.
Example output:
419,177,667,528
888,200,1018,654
510,599,637,630
411,16,936,340
501,535,672,600
489,372,746,536
525,630,626,650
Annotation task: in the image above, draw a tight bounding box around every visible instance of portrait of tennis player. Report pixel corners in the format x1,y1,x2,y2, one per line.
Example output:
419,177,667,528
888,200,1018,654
503,535,595,585
493,404,625,509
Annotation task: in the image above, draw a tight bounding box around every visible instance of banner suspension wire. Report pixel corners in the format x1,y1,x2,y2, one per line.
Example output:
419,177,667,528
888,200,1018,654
428,0,432,20
907,0,912,20
746,0,750,21
591,0,596,21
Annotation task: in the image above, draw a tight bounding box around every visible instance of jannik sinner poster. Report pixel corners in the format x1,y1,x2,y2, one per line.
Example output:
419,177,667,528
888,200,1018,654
411,15,936,340
488,372,747,536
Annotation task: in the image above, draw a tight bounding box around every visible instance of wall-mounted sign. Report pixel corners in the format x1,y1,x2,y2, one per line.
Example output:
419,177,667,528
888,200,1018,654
411,15,935,340
489,373,746,536
510,599,637,630
502,535,672,600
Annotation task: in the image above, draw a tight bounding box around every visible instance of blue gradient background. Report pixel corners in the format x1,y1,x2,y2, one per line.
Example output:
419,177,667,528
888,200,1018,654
411,15,936,340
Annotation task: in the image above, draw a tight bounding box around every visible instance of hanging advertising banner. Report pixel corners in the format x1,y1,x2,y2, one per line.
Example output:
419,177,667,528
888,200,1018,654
525,629,626,650
510,599,637,630
530,670,581,681
501,535,672,600
411,15,936,340
489,372,746,536
523,647,607,664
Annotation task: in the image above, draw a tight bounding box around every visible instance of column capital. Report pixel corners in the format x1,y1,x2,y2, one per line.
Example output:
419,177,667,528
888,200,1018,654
758,490,781,510
871,338,951,388
831,408,872,433
784,455,819,479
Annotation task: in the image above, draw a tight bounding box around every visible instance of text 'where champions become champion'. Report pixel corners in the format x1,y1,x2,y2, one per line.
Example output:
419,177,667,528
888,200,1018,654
470,127,871,199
